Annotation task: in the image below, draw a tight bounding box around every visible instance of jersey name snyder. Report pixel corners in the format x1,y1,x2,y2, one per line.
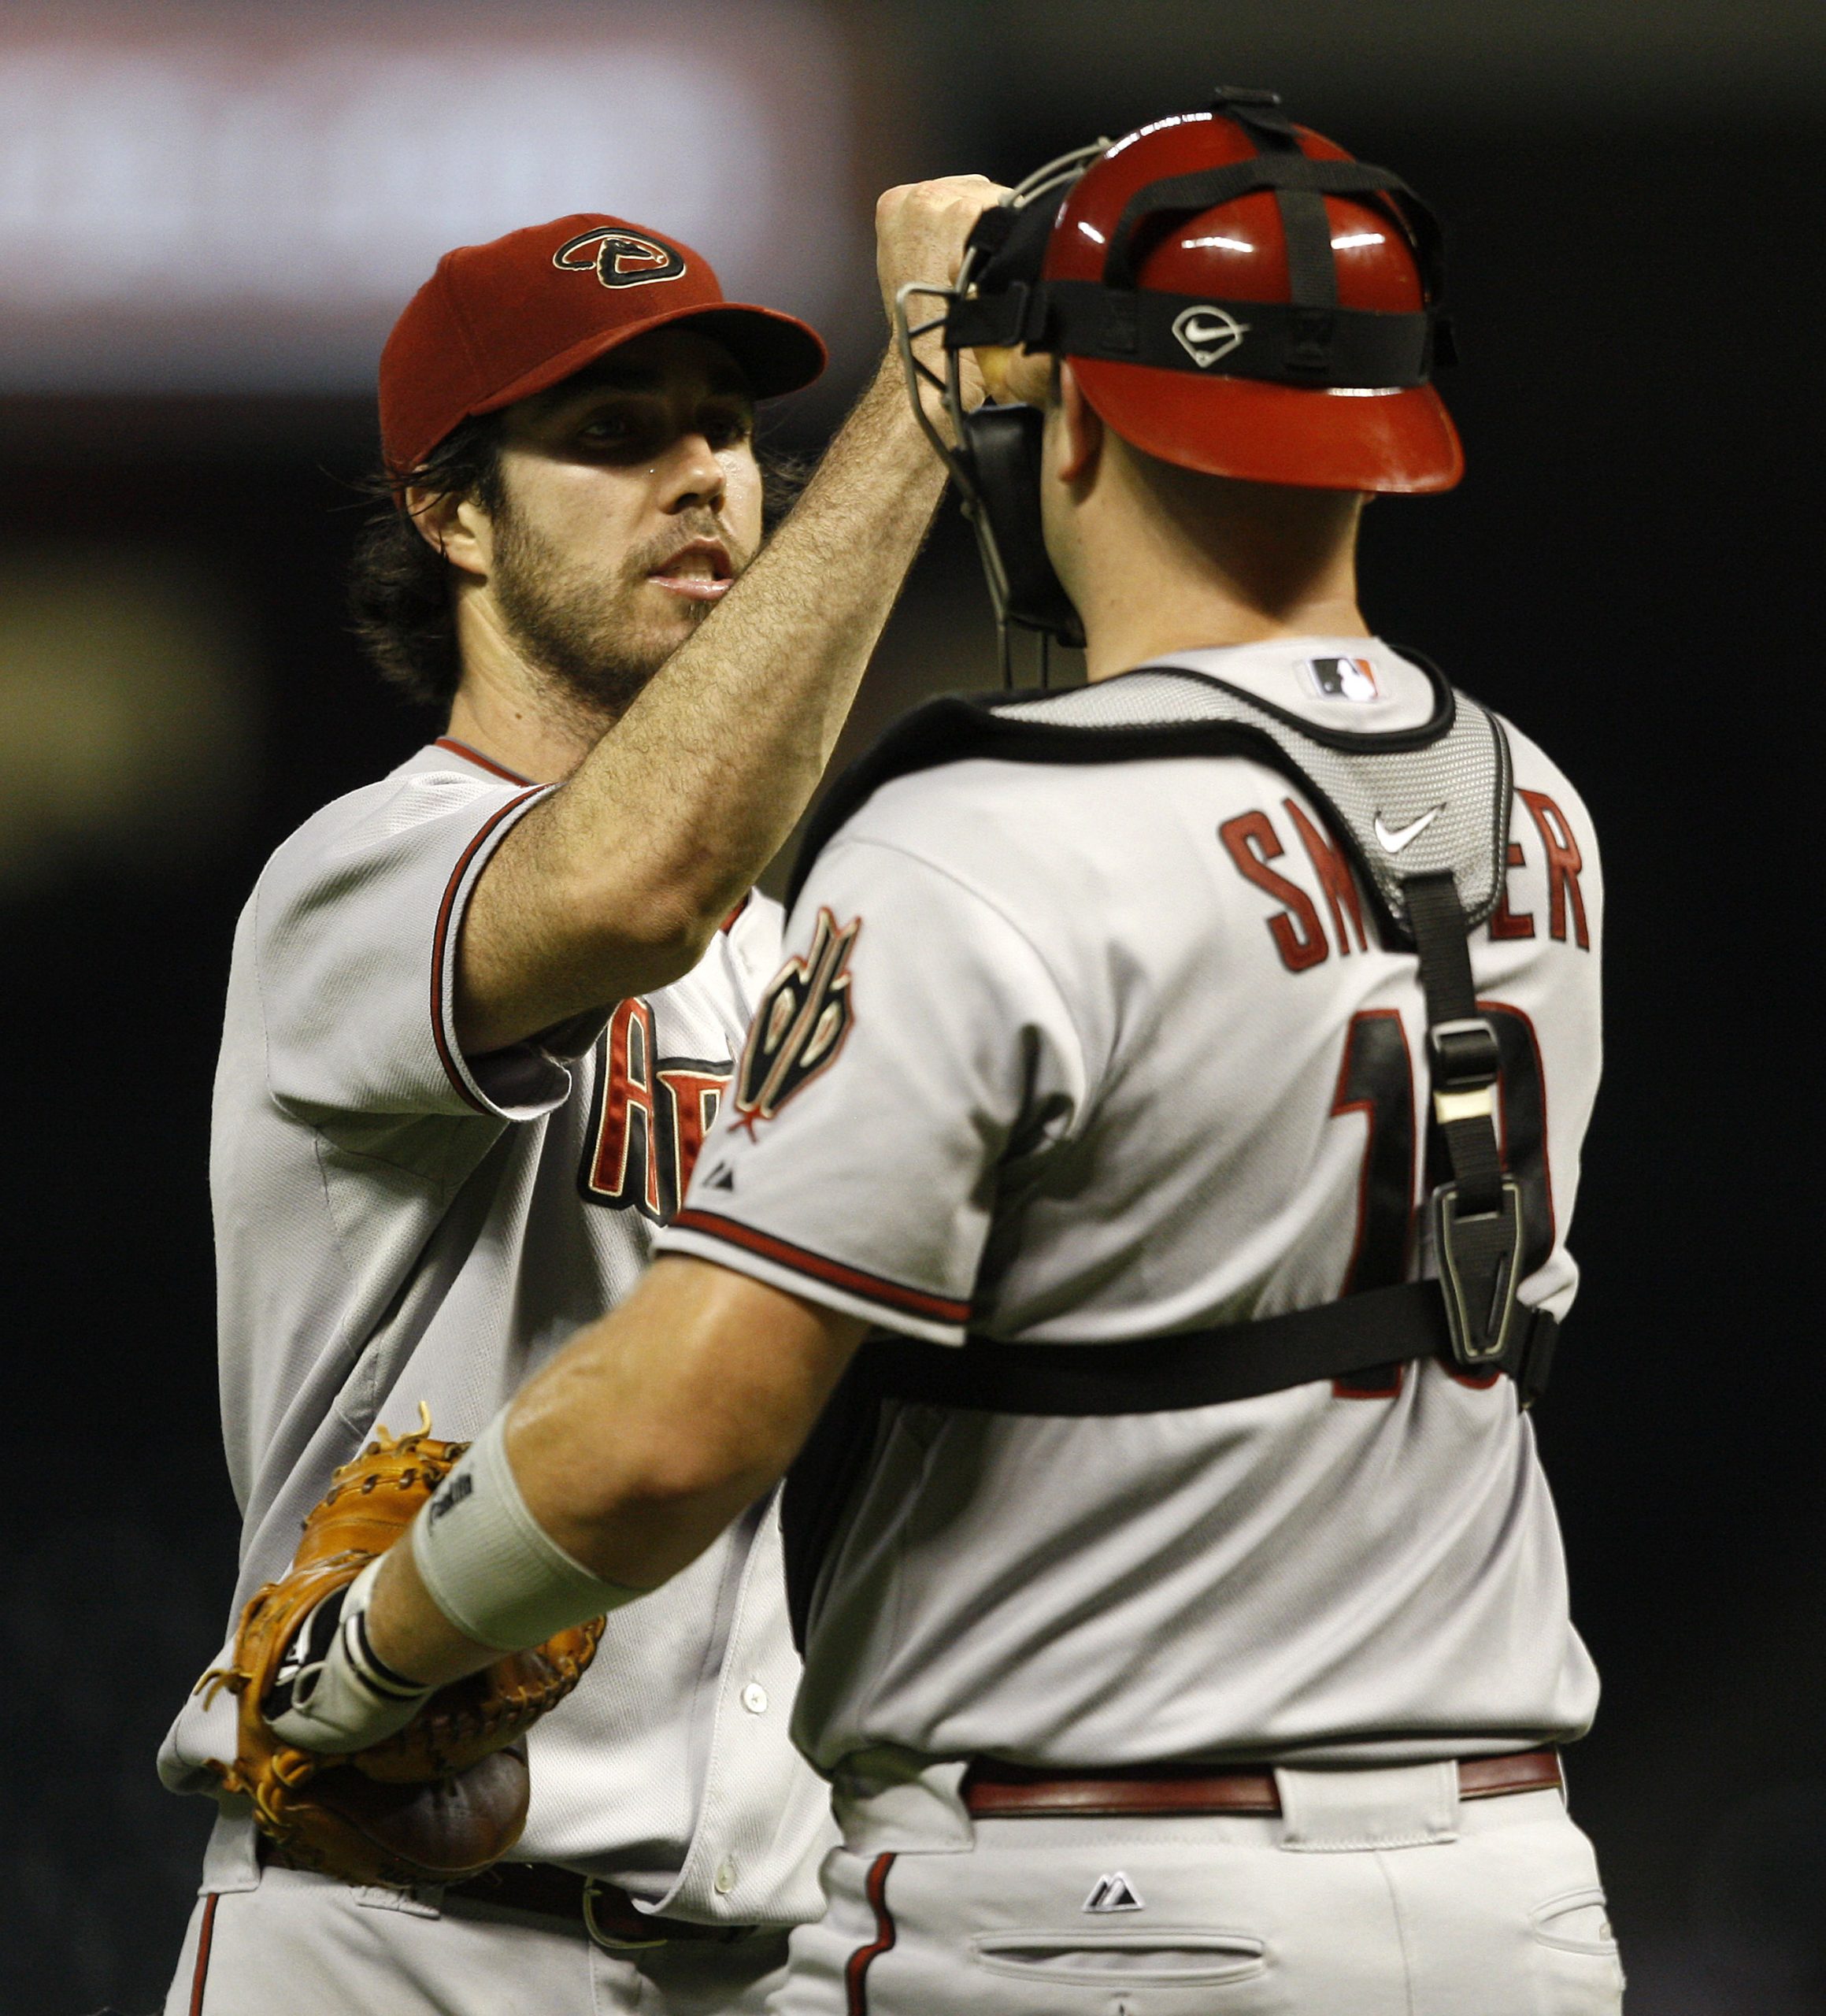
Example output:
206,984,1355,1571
659,638,1603,1776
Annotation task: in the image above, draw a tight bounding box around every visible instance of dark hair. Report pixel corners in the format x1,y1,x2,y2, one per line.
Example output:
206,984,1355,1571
348,424,814,710
347,416,507,708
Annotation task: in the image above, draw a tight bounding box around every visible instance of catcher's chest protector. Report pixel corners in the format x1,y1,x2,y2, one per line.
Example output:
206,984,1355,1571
782,657,1555,1647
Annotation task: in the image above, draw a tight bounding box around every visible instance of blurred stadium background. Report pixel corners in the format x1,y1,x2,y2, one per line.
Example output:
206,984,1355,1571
2,2,1820,2008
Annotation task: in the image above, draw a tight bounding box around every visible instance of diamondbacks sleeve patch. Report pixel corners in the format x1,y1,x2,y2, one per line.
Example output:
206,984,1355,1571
731,908,861,1134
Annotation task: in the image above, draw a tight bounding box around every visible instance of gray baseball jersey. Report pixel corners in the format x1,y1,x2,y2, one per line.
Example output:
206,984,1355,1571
159,736,832,1924
657,639,1603,1775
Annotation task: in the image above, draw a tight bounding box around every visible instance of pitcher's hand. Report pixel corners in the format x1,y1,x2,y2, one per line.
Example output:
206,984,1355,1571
876,175,1008,425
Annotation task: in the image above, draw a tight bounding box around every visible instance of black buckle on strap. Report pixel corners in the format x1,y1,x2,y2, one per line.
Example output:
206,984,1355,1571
1287,307,1336,375
1208,84,1287,114
1428,1016,1498,1091
1513,1305,1558,1410
1432,1174,1524,1370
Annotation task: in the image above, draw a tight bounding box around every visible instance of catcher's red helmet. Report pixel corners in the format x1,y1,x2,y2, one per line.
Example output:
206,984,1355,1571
967,92,1462,494
901,89,1463,658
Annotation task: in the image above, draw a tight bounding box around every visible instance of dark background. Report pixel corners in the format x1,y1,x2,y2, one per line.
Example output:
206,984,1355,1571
3,4,1822,2010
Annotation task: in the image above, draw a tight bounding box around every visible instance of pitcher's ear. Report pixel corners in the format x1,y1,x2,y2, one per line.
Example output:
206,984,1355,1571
404,484,491,580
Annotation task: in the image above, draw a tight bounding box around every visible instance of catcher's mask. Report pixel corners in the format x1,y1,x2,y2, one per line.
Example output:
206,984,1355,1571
894,87,1461,682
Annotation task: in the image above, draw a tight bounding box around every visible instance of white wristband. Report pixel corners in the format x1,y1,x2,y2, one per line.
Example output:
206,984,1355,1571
412,1411,640,1651
265,1558,434,1754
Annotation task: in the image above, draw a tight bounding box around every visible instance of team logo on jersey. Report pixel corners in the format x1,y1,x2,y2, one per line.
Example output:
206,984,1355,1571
1306,655,1380,703
553,226,687,289
1083,1872,1146,1913
730,908,860,1134
1171,304,1250,369
578,999,732,1223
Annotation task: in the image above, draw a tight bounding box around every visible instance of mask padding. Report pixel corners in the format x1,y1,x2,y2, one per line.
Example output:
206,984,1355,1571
961,405,1085,647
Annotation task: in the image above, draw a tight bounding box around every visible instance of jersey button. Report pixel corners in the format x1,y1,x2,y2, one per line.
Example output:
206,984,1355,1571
741,1682,769,1715
715,1859,738,1895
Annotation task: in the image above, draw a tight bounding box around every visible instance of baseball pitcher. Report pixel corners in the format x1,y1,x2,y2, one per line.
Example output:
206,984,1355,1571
159,178,1003,2016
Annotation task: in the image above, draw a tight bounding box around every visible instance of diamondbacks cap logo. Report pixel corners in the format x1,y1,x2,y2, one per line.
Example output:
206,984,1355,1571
1306,654,1380,703
731,908,860,1133
1171,304,1249,369
553,225,687,289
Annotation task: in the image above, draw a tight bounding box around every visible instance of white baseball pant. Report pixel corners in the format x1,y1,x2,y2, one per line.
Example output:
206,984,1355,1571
771,1758,1624,2014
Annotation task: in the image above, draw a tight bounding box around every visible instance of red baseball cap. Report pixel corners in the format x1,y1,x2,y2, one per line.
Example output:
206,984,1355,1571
380,213,828,476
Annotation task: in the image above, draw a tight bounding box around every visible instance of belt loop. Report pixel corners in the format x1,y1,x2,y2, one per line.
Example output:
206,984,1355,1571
1274,1762,1458,1852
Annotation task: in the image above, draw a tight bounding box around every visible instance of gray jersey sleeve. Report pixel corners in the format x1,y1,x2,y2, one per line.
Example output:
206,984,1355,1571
657,834,1091,1343
250,765,573,1127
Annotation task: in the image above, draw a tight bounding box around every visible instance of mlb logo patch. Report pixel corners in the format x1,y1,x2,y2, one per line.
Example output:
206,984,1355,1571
1306,656,1380,703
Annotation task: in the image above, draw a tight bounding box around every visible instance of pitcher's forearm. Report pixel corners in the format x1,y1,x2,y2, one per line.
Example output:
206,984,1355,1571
550,355,946,911
455,356,946,1044
455,173,1002,1050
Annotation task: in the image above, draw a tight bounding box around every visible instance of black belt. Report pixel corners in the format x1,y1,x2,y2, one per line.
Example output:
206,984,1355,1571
262,1839,757,1947
446,1863,757,1947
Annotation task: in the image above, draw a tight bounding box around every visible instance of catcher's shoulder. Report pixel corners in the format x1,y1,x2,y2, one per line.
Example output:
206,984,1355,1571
814,745,1135,895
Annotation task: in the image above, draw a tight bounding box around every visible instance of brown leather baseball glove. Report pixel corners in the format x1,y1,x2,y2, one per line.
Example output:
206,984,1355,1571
201,1410,605,1888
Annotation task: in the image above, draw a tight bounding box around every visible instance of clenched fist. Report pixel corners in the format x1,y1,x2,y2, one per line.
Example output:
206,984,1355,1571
875,174,1004,321
876,174,1009,425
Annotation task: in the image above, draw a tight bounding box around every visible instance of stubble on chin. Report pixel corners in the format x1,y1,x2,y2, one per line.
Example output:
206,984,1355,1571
489,508,719,736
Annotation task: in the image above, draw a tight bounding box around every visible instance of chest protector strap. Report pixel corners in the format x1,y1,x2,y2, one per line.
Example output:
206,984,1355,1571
780,661,1554,1647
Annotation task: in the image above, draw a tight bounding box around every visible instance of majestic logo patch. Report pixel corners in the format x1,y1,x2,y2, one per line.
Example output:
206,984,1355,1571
553,226,687,289
732,908,860,1134
1083,1872,1146,1913
1306,654,1380,703
1171,303,1249,369
1373,804,1445,854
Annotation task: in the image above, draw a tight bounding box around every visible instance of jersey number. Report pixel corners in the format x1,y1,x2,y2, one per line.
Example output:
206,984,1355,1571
1329,1002,1554,1392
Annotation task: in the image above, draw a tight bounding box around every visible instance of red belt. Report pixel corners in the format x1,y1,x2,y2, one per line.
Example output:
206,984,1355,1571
961,1747,1562,1819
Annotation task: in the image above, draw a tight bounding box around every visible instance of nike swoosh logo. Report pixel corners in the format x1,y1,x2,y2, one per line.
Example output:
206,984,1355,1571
1374,805,1444,853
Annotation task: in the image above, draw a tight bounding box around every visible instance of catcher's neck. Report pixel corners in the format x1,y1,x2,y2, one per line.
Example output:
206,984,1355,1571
1054,410,1370,683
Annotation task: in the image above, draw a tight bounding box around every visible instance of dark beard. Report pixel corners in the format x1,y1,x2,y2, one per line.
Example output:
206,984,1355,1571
489,500,726,731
